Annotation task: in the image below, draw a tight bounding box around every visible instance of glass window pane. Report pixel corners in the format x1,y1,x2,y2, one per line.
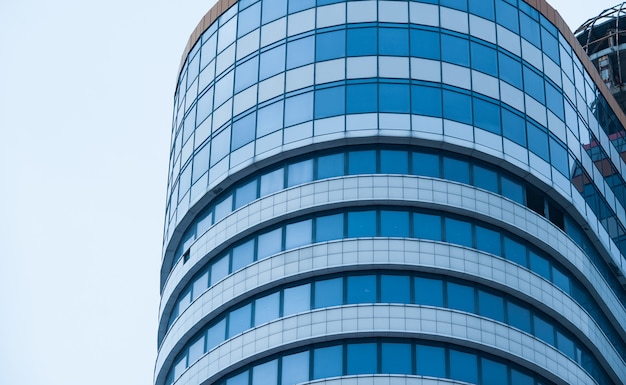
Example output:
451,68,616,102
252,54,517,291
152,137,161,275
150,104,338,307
313,345,342,379
443,157,470,184
379,27,409,56
255,292,280,326
257,228,283,260
347,83,377,114
314,277,343,308
348,27,377,56
380,84,410,113
283,283,311,316
415,277,444,306
285,92,313,126
382,343,412,374
481,357,508,385
475,225,501,256
211,255,230,285
381,275,410,303
231,113,257,150
443,90,472,124
227,370,249,385
260,168,284,196
473,165,498,193
192,270,209,300
348,150,376,175
228,303,252,337
315,86,345,118
285,219,313,249
523,65,545,103
232,239,255,272
508,302,532,333
503,236,527,266
347,211,377,237
287,35,314,69
499,52,523,88
449,349,478,383
316,30,346,61
214,195,233,223
315,213,344,242
520,12,541,47
529,250,550,280
380,210,409,237
412,152,440,177
552,266,571,293
380,150,408,174
287,159,314,187
235,179,258,209
557,331,576,359
347,342,377,375
447,282,475,313
411,85,442,117
496,0,519,32
257,100,284,137
471,41,498,76
511,369,534,385
416,344,445,377
501,175,524,204
441,0,467,11
478,290,505,322
188,334,205,364
410,29,440,59
317,153,345,179
252,359,278,385
502,108,526,146
207,318,226,350
347,275,377,304
445,217,472,247
237,2,261,37
533,314,555,345
235,56,259,92
282,351,309,385
473,98,501,134
414,212,442,241
441,34,469,66
259,45,286,80
262,0,287,23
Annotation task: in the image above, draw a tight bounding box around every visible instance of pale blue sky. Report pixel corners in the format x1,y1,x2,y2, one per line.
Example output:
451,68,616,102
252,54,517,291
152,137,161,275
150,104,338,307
0,1,617,384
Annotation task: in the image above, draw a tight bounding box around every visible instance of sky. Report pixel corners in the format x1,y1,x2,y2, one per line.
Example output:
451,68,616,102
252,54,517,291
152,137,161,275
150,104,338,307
0,1,620,385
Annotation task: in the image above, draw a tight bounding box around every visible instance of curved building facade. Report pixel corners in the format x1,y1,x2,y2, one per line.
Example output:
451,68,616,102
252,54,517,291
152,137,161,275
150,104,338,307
156,1,626,385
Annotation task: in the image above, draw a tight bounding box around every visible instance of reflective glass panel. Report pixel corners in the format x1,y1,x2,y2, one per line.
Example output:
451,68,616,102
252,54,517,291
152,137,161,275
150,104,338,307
284,283,311,315
347,211,376,237
255,292,280,325
282,351,309,385
313,346,342,379
382,343,412,374
449,349,478,383
347,275,377,304
315,213,344,242
416,344,445,377
381,275,410,303
314,277,343,308
415,277,444,306
347,343,377,375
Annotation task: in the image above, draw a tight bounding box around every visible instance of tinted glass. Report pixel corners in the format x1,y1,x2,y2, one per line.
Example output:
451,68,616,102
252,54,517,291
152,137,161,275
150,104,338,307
448,282,475,312
348,150,376,174
380,150,408,174
255,292,280,325
347,343,377,374
414,212,442,241
314,278,343,308
415,277,443,306
381,275,410,303
380,210,409,237
449,349,478,383
313,346,342,379
282,351,309,385
316,213,344,242
317,153,345,178
348,211,376,237
382,343,412,374
445,217,472,247
283,284,311,315
416,344,445,377
347,275,377,304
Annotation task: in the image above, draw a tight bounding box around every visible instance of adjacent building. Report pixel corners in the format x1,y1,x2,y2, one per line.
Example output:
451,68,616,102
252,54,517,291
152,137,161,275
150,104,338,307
156,1,626,384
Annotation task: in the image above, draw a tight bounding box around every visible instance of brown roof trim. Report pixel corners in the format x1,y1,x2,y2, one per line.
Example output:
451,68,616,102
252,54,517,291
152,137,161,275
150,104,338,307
175,0,626,131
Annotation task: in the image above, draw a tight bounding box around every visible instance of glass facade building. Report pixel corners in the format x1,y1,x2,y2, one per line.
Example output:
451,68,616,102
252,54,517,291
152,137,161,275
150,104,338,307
156,1,626,385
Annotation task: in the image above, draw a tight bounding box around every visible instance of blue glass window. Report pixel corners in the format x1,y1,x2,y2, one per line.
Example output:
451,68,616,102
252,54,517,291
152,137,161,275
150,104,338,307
443,157,470,184
382,343,412,374
541,27,560,64
534,315,555,345
552,266,571,293
504,236,527,266
478,290,505,322
260,168,284,195
257,100,284,137
380,150,408,174
259,45,286,80
523,65,545,103
348,150,376,175
347,211,376,237
347,28,377,56
285,92,313,126
443,90,472,124
211,255,229,285
214,70,234,107
197,87,214,124
289,0,315,13
257,228,282,260
313,346,342,379
231,113,256,150
520,12,541,47
347,275,377,304
473,165,498,193
441,0,467,11
445,217,472,247
347,343,377,374
232,239,255,272
255,292,280,325
347,83,377,113
287,159,313,187
449,350,478,383
314,277,343,308
511,369,534,385
508,302,532,333
316,30,346,61
468,0,494,20
287,36,314,69
192,144,210,182
235,180,257,209
471,42,498,76
262,0,287,23
207,319,226,350
414,212,442,241
447,282,475,312
283,284,311,315
546,82,565,119
381,275,410,303
496,0,519,32
441,34,469,66
412,152,440,177
379,27,409,56
475,225,501,256
557,331,576,359
317,153,344,178
415,277,443,306
226,370,248,385
549,137,569,176
252,360,277,385
315,86,345,118
229,304,252,337
235,56,258,93
473,98,501,134
529,250,550,280
410,29,440,60
285,220,312,249
502,108,526,146
498,52,523,88
381,210,410,237
238,2,261,37
416,345,445,377
380,84,410,113
411,85,442,117
316,213,344,242
527,122,549,161
282,351,309,385
482,358,508,385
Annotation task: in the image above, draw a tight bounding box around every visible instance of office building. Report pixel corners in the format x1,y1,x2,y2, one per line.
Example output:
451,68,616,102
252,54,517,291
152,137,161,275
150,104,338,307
155,1,626,384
